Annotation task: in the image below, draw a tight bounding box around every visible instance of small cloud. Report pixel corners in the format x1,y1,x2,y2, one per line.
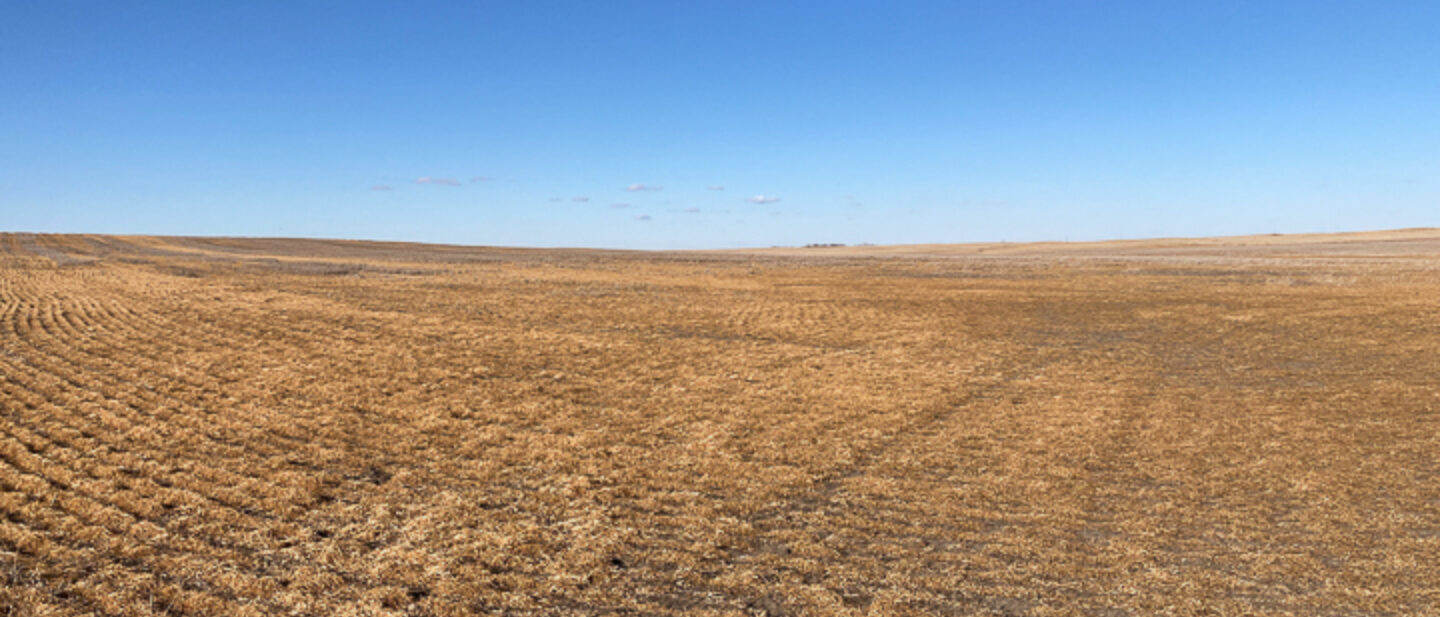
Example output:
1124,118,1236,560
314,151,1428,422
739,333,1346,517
470,176,494,183
548,197,563,202
416,176,461,186
571,196,590,202
746,195,781,204
707,185,725,191
634,214,652,221
610,203,631,209
369,185,393,191
626,183,662,192
683,207,701,213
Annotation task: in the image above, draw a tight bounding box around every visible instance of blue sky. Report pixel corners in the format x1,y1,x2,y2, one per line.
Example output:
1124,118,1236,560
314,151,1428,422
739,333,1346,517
2,1,1437,249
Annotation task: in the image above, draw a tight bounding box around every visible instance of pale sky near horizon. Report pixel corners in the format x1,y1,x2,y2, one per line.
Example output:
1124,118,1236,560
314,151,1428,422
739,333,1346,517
2,1,1437,249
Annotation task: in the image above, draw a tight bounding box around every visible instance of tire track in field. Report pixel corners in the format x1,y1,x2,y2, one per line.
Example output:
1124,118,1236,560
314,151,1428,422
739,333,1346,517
609,282,1084,615
583,276,1013,614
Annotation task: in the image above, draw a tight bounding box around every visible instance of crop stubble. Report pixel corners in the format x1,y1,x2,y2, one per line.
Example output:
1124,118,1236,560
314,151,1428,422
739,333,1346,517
1,232,1438,616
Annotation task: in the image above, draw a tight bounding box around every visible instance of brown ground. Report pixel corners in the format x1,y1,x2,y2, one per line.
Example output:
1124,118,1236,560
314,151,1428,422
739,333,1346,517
1,231,1437,616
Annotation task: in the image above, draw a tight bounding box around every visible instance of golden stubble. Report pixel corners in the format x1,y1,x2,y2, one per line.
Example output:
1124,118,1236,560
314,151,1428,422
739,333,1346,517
1,233,1437,616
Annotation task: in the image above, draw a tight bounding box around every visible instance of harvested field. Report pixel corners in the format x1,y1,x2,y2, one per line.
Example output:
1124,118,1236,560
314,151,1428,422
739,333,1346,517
1,231,1438,616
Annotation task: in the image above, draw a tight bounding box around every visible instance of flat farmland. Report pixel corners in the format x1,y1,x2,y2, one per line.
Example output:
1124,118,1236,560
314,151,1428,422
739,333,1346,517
1,231,1438,616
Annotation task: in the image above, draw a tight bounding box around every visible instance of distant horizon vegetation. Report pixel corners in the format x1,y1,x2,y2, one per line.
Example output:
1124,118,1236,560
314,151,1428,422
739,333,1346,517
4,226,1438,254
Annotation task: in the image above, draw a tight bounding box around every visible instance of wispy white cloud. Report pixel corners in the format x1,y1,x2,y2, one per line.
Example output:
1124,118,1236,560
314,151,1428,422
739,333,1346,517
707,185,725,191
369,185,393,191
634,214,652,221
683,207,701,213
416,176,461,186
626,183,663,192
746,195,781,204
470,176,494,183
572,196,590,202
610,203,631,209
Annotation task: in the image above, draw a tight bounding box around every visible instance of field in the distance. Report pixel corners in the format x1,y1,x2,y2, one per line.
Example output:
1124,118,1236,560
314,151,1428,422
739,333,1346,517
2,231,1438,616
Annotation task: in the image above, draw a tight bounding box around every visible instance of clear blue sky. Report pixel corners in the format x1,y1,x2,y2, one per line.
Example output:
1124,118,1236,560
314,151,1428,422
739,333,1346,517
3,1,1437,249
